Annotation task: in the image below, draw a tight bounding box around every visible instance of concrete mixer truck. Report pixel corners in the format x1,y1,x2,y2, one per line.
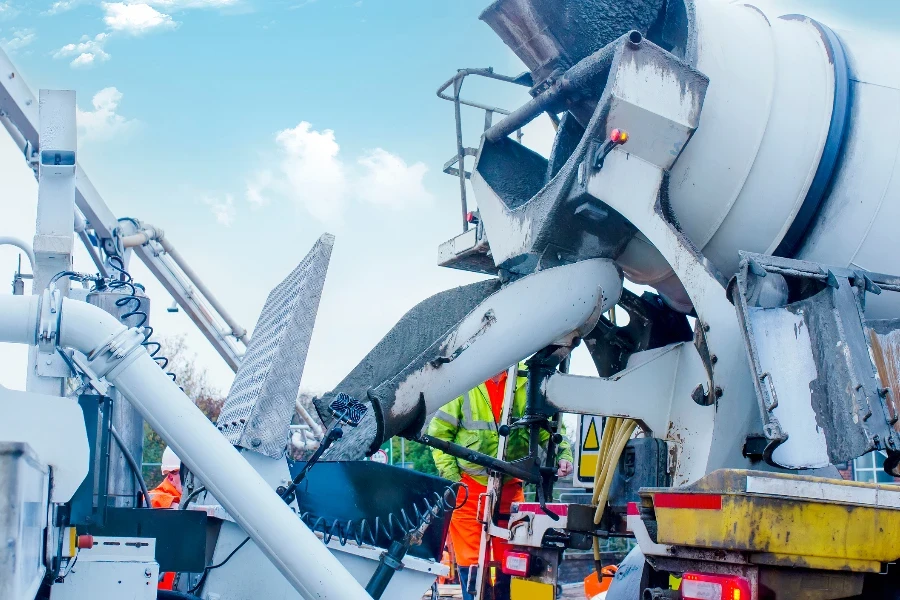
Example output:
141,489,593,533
4,0,900,599
311,0,900,598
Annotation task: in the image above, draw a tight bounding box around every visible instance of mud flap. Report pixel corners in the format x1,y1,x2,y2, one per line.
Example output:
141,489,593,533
605,547,648,600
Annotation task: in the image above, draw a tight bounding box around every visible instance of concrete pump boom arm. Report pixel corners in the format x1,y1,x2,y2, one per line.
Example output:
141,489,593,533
0,46,246,371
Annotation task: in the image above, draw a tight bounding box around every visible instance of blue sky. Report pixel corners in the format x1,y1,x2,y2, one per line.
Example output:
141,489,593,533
0,0,551,394
0,0,898,395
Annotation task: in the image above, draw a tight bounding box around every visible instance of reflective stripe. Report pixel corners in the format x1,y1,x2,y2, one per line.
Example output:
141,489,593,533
461,419,495,431
462,391,497,432
463,392,475,424
434,410,461,427
460,464,488,476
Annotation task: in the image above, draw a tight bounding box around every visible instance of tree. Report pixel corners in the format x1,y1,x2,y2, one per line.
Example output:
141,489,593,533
141,335,225,484
386,438,439,477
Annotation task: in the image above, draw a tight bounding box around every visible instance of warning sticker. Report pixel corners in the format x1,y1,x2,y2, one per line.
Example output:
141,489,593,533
575,415,602,488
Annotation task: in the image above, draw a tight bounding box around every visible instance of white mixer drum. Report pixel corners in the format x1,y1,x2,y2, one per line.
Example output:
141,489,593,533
619,0,900,318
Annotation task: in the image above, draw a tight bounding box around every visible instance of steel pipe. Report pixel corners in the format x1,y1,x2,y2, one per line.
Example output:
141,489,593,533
483,34,624,143
121,226,249,344
0,294,369,600
0,236,35,272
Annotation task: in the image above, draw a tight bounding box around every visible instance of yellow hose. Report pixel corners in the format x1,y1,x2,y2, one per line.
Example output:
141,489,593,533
591,417,637,561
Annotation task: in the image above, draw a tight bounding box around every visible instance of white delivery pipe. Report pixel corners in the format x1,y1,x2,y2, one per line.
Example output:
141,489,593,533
373,258,623,442
0,294,370,600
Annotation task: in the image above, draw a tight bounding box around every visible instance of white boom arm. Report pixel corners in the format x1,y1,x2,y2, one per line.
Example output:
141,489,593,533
0,47,247,371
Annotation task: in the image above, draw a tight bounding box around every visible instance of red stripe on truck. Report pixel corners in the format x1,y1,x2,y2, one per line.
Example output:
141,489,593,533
653,493,723,510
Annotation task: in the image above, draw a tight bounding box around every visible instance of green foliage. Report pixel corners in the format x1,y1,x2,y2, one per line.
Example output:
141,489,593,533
141,335,224,484
384,438,439,477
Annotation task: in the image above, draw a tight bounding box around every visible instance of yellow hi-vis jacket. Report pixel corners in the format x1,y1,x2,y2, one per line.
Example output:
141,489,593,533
427,369,574,485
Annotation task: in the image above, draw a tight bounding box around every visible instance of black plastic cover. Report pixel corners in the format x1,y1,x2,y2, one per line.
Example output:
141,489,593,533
85,507,208,572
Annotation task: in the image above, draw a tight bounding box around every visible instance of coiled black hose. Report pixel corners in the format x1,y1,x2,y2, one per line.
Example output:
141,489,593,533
298,482,468,547
105,255,177,383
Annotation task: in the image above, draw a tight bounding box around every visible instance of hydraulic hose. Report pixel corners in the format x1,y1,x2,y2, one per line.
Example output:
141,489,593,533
110,424,152,508
591,417,638,562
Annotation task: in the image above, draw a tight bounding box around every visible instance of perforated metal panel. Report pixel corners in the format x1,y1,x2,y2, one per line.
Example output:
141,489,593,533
217,234,334,457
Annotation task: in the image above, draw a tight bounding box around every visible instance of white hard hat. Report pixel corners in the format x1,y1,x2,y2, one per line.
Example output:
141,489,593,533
161,446,181,475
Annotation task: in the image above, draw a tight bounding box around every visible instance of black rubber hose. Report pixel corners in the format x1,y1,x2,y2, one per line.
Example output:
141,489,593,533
179,486,207,510
110,425,152,508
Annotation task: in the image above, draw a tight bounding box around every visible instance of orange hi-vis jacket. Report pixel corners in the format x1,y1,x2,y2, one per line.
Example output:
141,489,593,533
149,478,181,509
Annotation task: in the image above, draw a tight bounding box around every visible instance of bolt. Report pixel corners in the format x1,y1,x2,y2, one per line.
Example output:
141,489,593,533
251,438,261,448
45,359,51,365
715,386,723,398
710,354,718,365
703,323,710,333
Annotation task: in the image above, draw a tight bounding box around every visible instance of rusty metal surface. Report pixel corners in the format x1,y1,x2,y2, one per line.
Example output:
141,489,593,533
867,319,900,434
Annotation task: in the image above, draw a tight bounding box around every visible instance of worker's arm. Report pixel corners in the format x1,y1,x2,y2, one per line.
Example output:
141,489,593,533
555,419,574,464
427,397,464,482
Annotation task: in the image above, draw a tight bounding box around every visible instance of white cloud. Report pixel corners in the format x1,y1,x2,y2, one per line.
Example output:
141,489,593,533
0,29,35,54
356,148,432,208
45,0,80,15
147,0,239,7
246,169,272,207
248,122,348,223
246,122,432,223
0,2,19,20
203,194,236,226
76,87,137,142
54,33,110,68
103,2,177,34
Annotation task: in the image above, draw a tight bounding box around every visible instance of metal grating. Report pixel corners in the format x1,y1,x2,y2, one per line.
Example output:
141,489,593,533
217,234,334,457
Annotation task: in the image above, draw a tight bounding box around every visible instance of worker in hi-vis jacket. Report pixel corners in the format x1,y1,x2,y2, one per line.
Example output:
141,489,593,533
428,364,574,600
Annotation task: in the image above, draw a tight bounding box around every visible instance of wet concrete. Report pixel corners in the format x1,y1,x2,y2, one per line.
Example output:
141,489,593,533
481,0,669,85
316,279,501,460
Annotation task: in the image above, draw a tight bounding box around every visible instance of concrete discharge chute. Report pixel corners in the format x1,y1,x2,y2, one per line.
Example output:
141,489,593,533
320,258,623,458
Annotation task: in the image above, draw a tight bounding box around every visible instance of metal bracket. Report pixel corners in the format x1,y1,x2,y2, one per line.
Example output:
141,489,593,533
85,327,147,379
64,349,110,396
37,287,62,354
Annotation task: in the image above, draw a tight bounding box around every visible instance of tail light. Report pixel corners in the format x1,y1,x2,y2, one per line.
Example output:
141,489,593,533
681,573,751,600
501,551,531,577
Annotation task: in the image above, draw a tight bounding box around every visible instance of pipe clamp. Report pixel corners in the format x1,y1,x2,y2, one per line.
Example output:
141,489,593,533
87,327,147,378
37,288,62,353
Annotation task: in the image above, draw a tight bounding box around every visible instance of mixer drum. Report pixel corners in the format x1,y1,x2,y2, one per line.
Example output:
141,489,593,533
616,0,900,318
483,0,900,317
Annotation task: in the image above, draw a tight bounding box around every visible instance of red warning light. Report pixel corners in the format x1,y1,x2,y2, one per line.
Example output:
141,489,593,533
610,129,629,144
